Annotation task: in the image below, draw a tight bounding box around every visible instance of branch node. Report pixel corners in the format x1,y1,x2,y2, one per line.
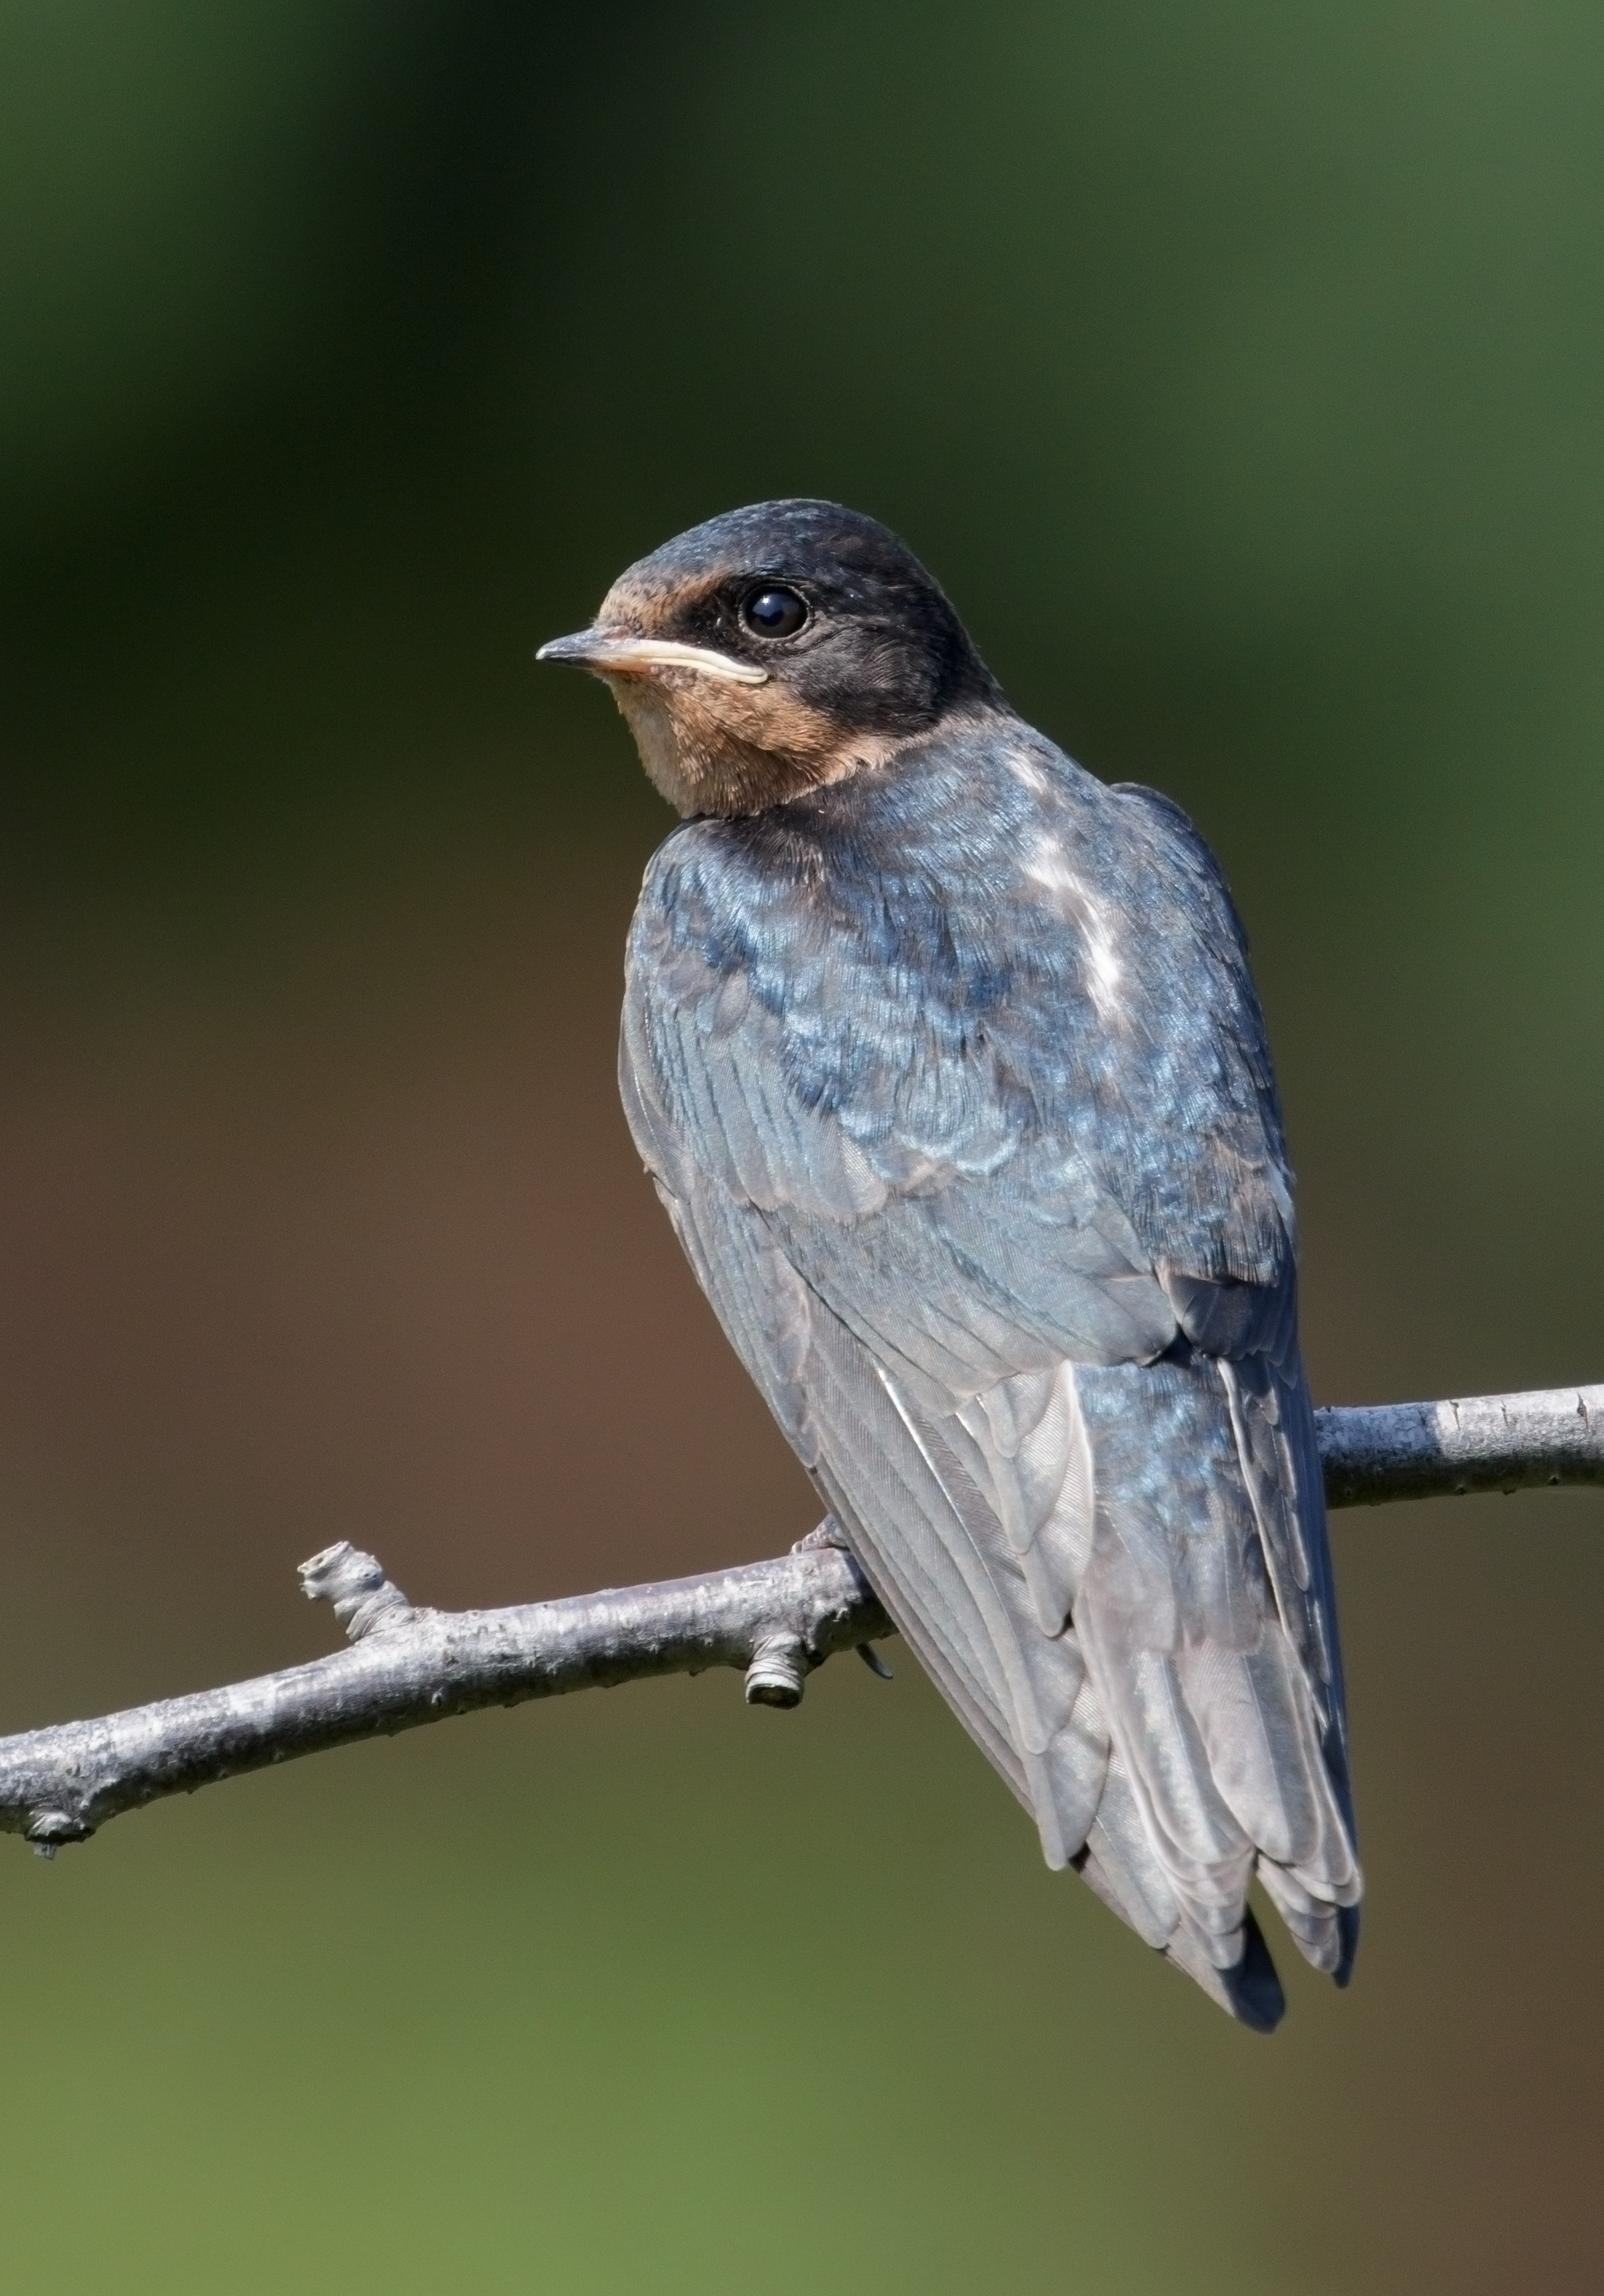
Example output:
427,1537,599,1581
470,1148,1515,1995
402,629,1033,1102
27,1809,91,1851
745,1632,810,1708
299,1541,415,1642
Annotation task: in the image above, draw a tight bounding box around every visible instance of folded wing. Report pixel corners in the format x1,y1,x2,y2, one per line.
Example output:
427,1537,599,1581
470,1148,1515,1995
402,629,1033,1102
621,748,1360,2025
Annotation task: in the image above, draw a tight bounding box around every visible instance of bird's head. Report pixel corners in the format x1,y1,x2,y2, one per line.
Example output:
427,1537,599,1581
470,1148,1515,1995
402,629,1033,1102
537,499,1005,816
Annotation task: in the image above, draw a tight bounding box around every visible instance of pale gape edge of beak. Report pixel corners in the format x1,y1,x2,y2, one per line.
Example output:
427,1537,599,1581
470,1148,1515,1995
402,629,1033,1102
535,628,769,686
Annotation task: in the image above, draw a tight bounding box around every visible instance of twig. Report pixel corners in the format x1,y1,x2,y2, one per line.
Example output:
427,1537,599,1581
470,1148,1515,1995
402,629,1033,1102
0,1531,886,1855
0,1384,1599,1856
1313,1382,1604,1505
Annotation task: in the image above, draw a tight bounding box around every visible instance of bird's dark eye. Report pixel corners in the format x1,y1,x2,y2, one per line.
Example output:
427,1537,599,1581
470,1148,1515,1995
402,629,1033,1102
741,585,809,639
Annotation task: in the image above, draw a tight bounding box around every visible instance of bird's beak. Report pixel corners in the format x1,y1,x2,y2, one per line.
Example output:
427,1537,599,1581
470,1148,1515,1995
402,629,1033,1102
535,627,769,686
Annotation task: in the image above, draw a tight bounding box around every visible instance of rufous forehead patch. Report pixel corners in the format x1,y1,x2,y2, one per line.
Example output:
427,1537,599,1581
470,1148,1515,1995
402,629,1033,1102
600,564,728,637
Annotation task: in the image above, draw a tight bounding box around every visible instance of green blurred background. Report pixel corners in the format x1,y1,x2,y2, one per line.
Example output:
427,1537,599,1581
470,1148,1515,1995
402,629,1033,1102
0,3,1601,2288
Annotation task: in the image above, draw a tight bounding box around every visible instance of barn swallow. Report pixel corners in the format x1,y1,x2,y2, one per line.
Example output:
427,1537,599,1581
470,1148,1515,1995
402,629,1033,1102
539,500,1359,2029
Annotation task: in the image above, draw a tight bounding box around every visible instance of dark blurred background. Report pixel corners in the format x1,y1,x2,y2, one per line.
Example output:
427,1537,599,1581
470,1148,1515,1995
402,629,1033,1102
1,4,1601,2288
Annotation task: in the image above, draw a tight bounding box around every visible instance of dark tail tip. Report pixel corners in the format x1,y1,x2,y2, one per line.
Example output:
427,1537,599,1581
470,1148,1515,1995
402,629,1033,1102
1333,1903,1361,1989
1167,1906,1287,2031
1223,1909,1287,2033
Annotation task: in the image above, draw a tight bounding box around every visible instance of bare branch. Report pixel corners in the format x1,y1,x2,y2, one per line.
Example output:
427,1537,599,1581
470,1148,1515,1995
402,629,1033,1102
1315,1382,1604,1506
0,1531,889,1854
1,1383,1599,1856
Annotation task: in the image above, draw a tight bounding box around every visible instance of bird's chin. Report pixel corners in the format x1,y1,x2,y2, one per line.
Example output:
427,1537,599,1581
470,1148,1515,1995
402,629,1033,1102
605,671,849,818
605,674,703,812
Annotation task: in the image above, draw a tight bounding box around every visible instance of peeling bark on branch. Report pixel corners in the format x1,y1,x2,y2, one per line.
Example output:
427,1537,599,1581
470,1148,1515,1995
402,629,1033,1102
0,1383,1598,1856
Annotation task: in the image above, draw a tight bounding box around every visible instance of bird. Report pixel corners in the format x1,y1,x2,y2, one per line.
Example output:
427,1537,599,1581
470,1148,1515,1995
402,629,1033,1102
538,499,1360,2030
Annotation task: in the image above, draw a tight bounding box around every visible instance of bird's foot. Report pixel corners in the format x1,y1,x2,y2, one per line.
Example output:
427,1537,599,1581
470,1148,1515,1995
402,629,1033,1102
791,1516,852,1553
